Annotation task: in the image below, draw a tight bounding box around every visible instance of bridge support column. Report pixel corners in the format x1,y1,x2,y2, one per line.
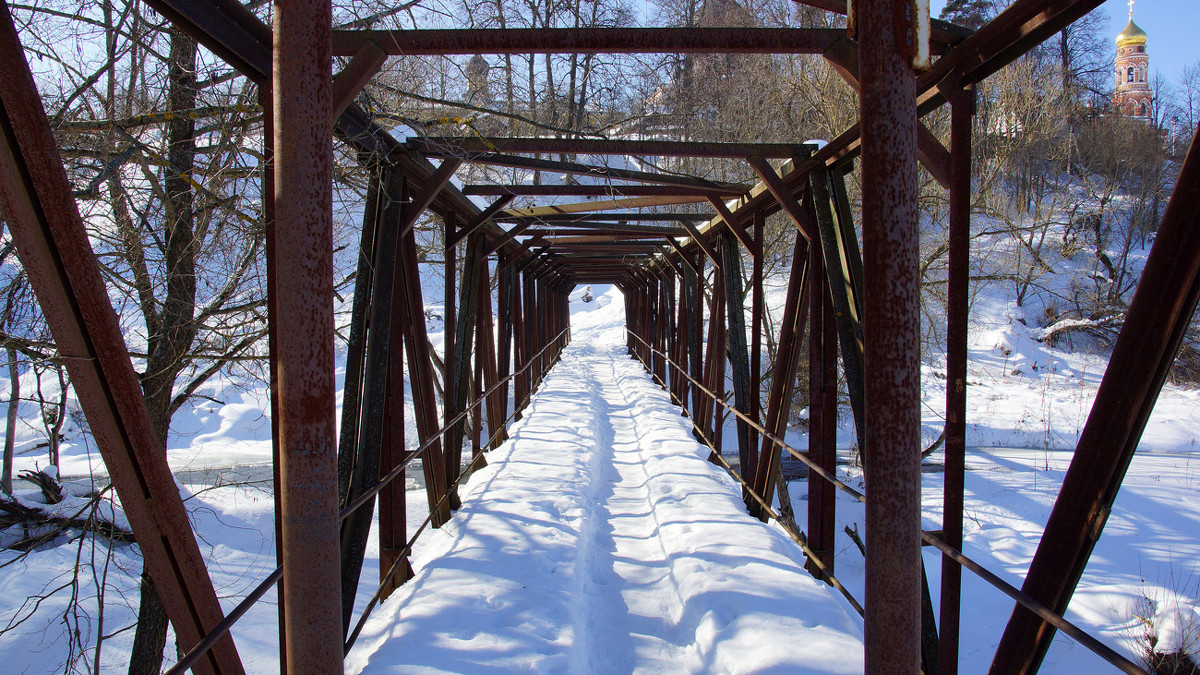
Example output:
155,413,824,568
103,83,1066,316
859,0,922,671
271,0,342,670
752,231,808,520
939,82,975,675
808,231,838,578
721,232,756,509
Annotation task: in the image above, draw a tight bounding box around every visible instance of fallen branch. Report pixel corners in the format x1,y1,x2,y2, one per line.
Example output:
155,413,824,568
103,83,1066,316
0,495,134,551
844,522,865,557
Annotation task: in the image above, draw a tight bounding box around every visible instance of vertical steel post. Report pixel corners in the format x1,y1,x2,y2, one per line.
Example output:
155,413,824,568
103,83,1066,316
688,252,705,430
259,85,287,671
750,211,764,463
753,232,809,520
808,234,838,577
859,0,922,671
939,83,975,675
271,0,342,669
444,222,457,476
479,254,505,451
394,175,454,522
378,243,413,598
497,257,514,421
338,165,403,632
722,232,756,506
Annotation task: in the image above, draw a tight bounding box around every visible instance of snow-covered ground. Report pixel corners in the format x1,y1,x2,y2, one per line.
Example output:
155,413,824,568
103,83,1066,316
345,287,863,674
0,283,1197,673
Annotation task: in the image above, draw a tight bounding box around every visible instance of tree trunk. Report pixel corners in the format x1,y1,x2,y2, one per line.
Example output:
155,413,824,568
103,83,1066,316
2,347,17,495
128,26,198,675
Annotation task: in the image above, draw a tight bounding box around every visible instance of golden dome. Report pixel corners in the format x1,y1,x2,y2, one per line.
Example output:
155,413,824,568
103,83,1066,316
1116,18,1147,46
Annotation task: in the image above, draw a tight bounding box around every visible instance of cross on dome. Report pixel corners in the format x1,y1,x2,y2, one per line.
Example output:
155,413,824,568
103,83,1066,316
1128,0,1135,19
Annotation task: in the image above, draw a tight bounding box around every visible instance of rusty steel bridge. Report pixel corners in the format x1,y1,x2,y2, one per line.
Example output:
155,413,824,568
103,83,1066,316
0,0,1197,673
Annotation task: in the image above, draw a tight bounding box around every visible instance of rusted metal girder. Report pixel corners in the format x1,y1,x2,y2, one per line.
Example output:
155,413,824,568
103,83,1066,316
532,232,687,242
448,196,513,248
260,87,288,669
859,0,922,673
707,197,758,256
503,194,710,216
940,83,975,675
0,8,243,673
821,41,952,188
338,164,399,634
333,27,843,56
446,152,746,191
415,137,812,158
377,269,414,599
496,257,515,422
749,212,764,471
444,217,458,486
271,0,343,670
990,121,1200,675
751,232,809,520
496,213,710,223
446,233,484,498
330,40,387,125
144,0,271,80
807,166,866,451
393,176,455,523
378,176,418,600
464,184,742,197
677,219,721,267
808,234,838,579
720,233,756,507
917,0,1105,101
478,258,506,451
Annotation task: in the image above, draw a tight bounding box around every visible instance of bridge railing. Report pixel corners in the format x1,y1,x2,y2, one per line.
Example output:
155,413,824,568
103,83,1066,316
624,329,1146,675
167,327,570,674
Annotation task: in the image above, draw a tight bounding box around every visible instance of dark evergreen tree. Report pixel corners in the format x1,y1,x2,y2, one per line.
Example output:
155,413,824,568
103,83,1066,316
940,0,998,29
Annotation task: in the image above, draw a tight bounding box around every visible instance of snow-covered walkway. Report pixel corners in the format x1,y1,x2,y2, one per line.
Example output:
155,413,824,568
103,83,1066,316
346,289,863,674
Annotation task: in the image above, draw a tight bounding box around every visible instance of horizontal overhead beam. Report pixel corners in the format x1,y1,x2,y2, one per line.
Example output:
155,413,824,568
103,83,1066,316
463,184,742,197
333,28,843,56
503,195,708,217
524,228,689,238
415,136,811,158
444,152,747,190
494,213,710,223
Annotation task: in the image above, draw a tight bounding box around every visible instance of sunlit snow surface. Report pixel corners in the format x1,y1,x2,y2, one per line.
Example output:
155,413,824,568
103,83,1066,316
346,285,864,674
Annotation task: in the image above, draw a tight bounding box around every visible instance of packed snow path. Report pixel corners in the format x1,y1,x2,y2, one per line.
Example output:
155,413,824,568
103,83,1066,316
347,297,863,674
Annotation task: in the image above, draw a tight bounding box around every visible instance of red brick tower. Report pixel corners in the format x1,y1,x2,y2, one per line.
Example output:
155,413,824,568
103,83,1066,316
1114,0,1152,118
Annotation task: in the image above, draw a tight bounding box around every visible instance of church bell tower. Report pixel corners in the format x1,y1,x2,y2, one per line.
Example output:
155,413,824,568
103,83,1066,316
1114,0,1153,118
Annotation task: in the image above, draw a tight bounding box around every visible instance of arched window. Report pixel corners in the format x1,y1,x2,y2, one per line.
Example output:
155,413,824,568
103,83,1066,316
1140,102,1147,116
1127,67,1135,82
1138,46,1145,53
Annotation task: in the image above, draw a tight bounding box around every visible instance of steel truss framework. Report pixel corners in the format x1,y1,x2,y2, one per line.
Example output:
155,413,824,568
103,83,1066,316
0,0,1196,673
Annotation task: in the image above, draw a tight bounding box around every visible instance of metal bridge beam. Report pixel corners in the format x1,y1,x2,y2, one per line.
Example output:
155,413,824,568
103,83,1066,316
271,0,343,670
0,8,243,673
333,27,843,56
859,0,922,672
